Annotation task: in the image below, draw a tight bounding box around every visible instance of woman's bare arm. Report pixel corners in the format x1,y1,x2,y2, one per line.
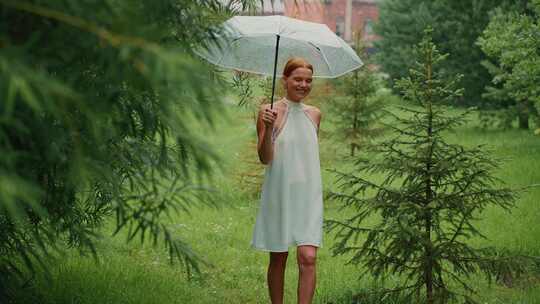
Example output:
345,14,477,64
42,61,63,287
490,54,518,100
257,105,277,165
306,106,322,136
314,108,322,136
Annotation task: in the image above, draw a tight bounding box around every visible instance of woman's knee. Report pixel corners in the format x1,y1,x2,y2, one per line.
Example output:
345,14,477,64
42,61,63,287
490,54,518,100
297,246,317,268
269,251,289,267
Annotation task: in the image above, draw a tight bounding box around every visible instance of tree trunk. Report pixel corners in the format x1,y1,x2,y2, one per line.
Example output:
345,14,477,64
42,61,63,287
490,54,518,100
351,112,358,156
424,215,434,304
517,99,530,129
425,46,435,304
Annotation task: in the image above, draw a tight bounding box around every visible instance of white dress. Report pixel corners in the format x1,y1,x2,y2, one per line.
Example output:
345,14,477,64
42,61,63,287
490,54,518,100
251,98,324,252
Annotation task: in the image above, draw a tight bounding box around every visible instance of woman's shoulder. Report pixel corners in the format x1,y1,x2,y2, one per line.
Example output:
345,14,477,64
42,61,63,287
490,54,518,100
304,104,322,117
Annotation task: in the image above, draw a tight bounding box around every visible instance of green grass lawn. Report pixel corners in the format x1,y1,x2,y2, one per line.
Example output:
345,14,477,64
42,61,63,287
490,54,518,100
11,98,540,304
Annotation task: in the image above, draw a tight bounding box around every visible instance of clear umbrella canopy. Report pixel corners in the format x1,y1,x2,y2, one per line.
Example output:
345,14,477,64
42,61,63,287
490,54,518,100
196,15,363,78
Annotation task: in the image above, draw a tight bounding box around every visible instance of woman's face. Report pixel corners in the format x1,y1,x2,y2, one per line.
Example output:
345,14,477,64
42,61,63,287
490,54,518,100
283,67,313,101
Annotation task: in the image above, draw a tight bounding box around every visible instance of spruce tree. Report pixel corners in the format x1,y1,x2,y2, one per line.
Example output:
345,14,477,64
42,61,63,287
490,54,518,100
330,35,385,157
326,29,532,303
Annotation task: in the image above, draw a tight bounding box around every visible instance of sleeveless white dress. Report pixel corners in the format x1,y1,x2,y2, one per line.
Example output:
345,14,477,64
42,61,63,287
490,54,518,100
251,98,324,252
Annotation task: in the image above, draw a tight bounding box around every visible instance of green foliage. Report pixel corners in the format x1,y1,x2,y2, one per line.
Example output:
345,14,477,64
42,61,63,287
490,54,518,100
329,37,385,157
478,1,540,129
230,71,275,109
231,71,256,106
374,0,435,88
0,0,258,299
326,29,536,304
374,0,520,106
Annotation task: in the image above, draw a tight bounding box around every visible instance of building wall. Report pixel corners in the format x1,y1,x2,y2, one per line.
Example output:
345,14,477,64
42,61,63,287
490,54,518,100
284,0,325,23
350,1,379,43
282,0,379,44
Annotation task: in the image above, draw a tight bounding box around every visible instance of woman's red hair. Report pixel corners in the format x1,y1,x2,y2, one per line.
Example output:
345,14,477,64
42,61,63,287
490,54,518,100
282,57,314,77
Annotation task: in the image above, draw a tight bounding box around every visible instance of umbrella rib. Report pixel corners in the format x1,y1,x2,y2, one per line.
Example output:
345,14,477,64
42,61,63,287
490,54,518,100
318,46,334,76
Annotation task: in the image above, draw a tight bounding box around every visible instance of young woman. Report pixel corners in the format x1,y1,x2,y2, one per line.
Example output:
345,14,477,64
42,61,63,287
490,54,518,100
251,57,323,304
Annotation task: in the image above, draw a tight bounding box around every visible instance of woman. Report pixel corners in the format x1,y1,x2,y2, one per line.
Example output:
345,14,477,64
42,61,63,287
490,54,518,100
251,57,323,304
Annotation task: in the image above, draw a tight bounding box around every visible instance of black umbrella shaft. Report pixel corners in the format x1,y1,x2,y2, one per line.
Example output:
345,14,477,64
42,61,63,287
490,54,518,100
270,34,281,110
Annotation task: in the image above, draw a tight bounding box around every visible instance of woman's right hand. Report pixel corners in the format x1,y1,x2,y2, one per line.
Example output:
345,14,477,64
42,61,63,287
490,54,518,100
262,108,278,127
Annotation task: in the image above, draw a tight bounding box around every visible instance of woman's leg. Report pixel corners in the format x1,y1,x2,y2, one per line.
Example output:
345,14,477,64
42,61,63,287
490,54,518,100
296,245,317,304
268,251,289,304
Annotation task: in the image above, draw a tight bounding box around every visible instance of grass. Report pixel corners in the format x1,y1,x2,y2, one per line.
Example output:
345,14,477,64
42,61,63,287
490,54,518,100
9,95,540,304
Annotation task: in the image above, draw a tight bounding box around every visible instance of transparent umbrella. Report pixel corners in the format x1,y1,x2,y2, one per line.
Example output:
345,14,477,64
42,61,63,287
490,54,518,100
195,15,364,108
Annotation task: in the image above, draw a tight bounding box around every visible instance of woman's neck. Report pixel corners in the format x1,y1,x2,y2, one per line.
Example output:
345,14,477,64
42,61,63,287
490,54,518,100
285,95,303,103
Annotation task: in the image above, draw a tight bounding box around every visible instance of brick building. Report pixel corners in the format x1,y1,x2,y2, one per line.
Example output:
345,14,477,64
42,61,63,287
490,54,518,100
255,0,379,46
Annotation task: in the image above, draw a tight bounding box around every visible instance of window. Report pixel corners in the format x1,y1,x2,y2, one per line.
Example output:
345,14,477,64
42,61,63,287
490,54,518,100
336,16,345,38
363,18,373,37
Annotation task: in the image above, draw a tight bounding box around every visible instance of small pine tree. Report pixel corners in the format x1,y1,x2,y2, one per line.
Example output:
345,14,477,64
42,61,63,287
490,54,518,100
330,35,385,156
326,29,532,304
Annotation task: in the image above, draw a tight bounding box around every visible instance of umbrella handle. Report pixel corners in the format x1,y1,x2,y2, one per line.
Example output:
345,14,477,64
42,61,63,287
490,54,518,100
270,35,281,110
